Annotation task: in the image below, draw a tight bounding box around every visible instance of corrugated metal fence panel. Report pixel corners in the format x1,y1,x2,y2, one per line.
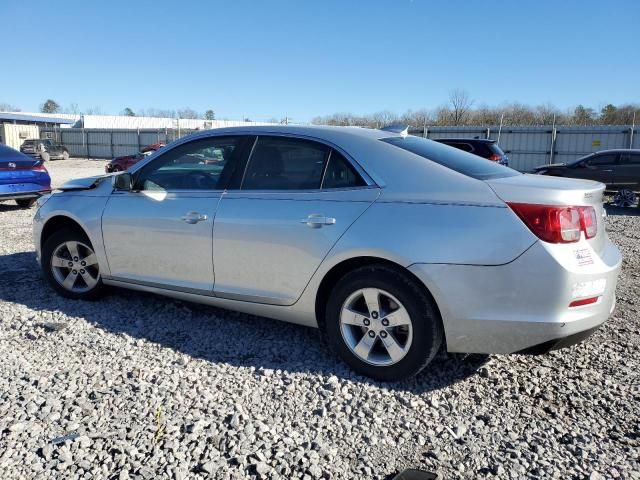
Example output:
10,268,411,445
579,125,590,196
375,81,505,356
43,126,639,166
555,127,631,164
59,130,86,157
493,129,553,171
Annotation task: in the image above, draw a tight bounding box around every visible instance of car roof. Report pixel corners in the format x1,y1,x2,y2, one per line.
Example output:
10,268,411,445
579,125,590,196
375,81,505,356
185,124,395,142
589,149,640,154
433,138,496,143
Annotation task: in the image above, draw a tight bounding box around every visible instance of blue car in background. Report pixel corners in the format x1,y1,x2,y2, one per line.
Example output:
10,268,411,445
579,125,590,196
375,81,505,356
0,144,51,208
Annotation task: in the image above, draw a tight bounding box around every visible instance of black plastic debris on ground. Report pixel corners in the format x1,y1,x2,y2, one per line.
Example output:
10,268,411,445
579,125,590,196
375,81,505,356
392,468,438,480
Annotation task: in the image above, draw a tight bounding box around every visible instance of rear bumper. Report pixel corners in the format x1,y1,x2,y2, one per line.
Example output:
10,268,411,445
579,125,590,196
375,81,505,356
409,238,622,354
0,187,51,201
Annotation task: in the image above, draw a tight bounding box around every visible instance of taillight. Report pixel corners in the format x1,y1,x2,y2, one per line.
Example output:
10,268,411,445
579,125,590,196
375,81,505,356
32,164,48,173
488,154,502,162
507,203,597,244
579,206,597,239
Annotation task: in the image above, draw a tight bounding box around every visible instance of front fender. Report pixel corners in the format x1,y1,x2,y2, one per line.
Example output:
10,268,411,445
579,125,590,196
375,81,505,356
34,192,111,275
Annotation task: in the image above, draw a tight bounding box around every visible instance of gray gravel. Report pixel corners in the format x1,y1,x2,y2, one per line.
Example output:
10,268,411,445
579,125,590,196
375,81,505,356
0,160,639,479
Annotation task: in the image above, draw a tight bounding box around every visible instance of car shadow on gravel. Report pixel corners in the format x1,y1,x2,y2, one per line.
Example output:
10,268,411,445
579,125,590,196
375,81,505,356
0,203,26,212
0,251,488,394
604,204,640,217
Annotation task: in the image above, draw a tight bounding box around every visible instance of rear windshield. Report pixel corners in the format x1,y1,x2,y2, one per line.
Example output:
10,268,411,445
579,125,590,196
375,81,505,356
381,136,519,180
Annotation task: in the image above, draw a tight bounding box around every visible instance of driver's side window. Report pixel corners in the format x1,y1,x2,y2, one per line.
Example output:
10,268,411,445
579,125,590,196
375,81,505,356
135,136,245,191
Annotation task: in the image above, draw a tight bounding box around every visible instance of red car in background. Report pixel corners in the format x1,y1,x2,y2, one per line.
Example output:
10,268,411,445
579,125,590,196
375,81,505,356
105,143,165,173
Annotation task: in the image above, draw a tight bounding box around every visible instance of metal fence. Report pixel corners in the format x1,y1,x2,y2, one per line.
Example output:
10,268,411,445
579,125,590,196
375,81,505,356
40,127,199,159
410,125,638,171
42,125,638,172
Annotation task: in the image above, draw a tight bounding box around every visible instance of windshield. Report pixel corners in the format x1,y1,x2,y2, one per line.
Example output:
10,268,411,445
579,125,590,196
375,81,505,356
382,136,520,180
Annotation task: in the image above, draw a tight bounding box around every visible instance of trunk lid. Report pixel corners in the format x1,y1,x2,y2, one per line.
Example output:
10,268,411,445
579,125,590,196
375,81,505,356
0,157,40,171
485,173,606,254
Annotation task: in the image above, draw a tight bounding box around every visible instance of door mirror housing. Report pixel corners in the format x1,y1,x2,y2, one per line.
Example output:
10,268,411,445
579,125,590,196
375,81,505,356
112,172,132,191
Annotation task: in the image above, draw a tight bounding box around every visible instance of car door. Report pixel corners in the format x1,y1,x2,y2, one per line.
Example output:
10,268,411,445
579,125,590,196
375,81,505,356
615,152,640,189
570,152,619,187
101,135,250,292
212,135,379,306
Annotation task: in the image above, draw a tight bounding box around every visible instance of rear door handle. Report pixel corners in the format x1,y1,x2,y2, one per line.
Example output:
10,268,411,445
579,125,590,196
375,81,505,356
181,211,208,224
601,169,613,172
301,214,336,228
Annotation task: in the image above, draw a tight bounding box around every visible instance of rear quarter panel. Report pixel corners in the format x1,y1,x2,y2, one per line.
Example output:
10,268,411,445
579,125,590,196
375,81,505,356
324,201,537,267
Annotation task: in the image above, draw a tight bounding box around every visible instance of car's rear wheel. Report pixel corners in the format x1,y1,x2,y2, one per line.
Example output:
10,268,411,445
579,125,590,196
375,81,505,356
16,198,36,208
613,189,636,207
325,264,443,381
41,229,103,300
62,151,69,160
40,151,50,162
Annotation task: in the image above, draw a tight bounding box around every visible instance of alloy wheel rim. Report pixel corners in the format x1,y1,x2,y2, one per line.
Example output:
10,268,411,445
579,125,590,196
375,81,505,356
339,288,413,366
614,189,636,208
51,240,100,293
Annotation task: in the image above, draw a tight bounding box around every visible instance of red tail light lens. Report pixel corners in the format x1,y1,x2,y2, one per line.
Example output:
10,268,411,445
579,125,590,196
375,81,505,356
32,164,48,173
508,203,597,244
578,206,597,239
488,154,501,162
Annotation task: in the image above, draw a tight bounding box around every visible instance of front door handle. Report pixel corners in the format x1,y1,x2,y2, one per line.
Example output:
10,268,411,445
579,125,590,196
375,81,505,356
301,214,336,228
601,169,613,172
181,211,208,224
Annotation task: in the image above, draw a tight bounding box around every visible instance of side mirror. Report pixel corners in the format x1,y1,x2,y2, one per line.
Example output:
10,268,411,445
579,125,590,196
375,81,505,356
112,172,132,191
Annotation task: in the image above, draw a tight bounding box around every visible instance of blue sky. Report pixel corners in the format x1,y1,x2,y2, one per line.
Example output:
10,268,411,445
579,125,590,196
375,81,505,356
1,0,638,121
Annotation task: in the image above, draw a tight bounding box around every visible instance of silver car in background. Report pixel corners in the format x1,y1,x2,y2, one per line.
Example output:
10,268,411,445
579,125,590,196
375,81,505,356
33,125,622,381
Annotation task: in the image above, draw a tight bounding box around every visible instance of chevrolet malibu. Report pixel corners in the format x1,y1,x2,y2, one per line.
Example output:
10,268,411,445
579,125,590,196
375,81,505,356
33,126,621,381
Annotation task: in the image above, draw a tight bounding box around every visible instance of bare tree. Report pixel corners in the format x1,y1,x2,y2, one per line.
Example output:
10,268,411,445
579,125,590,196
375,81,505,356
177,108,199,119
66,103,80,115
204,109,215,120
448,89,473,125
122,107,136,116
85,106,104,115
0,102,20,112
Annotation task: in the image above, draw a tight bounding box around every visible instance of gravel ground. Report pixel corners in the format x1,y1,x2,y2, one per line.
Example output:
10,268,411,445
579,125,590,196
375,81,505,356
0,159,639,479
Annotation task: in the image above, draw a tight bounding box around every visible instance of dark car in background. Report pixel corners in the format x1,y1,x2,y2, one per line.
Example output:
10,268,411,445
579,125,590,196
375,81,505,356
105,143,165,173
20,139,69,162
433,138,509,166
534,149,640,207
0,144,51,208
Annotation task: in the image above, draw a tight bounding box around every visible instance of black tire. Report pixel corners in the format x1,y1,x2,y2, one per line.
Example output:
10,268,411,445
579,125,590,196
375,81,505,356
41,229,104,300
325,264,443,381
16,198,36,208
40,151,50,162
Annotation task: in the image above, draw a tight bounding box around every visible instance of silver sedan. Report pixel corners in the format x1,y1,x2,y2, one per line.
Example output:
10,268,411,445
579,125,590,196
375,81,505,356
33,126,622,381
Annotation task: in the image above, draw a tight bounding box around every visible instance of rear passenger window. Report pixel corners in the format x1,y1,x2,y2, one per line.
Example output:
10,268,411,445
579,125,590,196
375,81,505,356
242,137,329,190
322,151,366,189
621,153,640,165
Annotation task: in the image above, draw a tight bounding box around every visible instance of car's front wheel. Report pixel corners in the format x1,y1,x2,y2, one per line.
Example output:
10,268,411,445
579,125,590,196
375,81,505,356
325,264,443,381
40,151,50,162
41,229,103,300
62,151,70,160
